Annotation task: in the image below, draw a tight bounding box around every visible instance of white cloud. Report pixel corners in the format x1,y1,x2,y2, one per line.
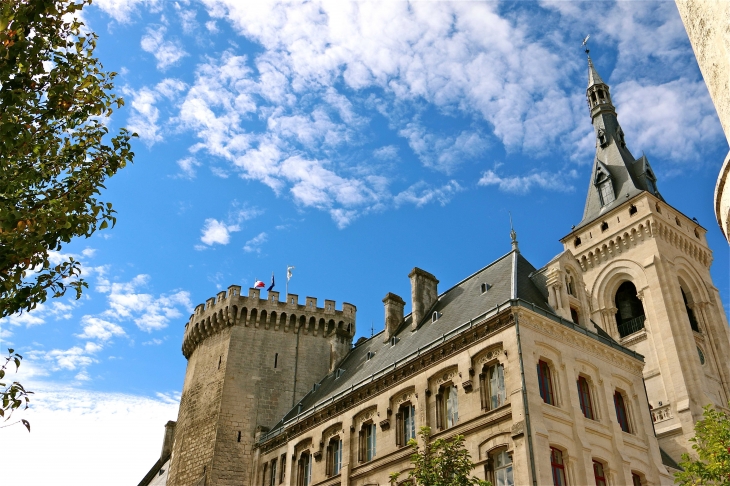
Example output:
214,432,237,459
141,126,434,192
142,338,164,346
478,169,577,194
125,79,186,145
176,157,201,179
205,20,218,33
200,218,240,246
243,232,268,253
140,25,188,70
94,0,161,23
95,274,192,332
1,301,78,328
395,180,464,208
373,145,399,160
76,317,126,341
3,380,178,486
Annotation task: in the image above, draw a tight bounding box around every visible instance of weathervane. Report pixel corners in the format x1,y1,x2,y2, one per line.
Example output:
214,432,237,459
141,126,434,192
582,34,591,56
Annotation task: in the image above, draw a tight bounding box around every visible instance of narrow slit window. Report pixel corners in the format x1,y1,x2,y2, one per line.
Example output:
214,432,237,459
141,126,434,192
274,353,278,369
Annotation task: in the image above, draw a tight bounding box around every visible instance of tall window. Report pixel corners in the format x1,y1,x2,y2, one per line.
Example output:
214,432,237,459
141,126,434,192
269,459,277,486
614,391,630,433
481,363,506,410
631,473,643,486
445,384,459,428
359,423,377,462
262,463,268,486
396,403,416,446
490,448,514,486
577,376,594,420
570,307,580,325
280,455,286,484
550,447,567,486
681,288,700,333
593,461,607,486
597,174,615,207
615,281,646,338
566,273,575,296
326,437,342,476
537,360,555,405
297,453,311,486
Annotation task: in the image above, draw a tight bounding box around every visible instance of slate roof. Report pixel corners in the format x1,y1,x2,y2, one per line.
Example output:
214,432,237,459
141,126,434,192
267,250,548,428
576,60,664,231
259,249,644,443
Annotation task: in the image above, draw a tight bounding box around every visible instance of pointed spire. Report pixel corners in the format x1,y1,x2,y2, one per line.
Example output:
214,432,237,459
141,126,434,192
587,55,605,88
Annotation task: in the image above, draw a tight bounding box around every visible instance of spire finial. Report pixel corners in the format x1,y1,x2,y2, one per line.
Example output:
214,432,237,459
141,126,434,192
509,211,519,253
582,34,590,56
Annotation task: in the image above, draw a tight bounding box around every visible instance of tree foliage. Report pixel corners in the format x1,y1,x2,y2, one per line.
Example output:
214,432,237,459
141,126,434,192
0,0,134,318
390,427,491,486
676,405,730,486
0,349,32,431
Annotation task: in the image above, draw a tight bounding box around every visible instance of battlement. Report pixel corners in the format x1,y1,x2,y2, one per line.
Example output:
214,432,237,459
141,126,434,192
181,285,357,358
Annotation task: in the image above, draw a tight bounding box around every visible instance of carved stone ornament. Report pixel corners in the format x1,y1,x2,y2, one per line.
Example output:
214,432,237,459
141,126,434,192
511,420,525,438
461,380,473,393
379,419,390,431
475,345,504,368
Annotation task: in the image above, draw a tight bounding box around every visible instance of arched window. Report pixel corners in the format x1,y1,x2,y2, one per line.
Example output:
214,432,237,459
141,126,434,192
436,384,459,429
480,361,506,410
326,436,342,476
396,402,416,446
681,288,700,333
577,376,595,420
614,390,631,433
550,447,567,486
537,360,555,405
614,282,645,338
297,452,312,486
565,272,575,296
593,460,607,486
358,422,377,462
488,448,514,486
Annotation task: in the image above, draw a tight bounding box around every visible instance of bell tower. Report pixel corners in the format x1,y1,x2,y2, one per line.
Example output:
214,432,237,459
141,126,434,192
560,54,730,463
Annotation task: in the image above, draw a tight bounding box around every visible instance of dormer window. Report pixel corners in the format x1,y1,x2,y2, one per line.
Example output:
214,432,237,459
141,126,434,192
480,283,491,294
432,311,440,323
596,170,615,207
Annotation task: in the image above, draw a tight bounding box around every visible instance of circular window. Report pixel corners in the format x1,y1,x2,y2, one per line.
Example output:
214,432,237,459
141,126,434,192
697,346,706,365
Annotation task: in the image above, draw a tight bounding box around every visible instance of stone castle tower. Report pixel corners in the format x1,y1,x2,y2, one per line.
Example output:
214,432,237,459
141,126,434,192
167,286,356,486
554,55,730,462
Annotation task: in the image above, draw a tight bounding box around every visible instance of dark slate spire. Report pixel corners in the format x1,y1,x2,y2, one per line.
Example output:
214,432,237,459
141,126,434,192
575,55,664,230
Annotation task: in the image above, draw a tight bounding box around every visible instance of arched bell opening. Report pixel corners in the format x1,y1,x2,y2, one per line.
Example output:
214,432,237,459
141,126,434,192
614,281,645,338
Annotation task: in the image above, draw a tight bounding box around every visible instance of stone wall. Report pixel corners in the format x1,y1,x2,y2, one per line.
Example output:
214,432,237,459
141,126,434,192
168,286,356,486
675,0,730,241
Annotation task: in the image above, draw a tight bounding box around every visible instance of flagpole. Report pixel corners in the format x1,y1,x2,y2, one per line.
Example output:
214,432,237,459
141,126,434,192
285,264,288,299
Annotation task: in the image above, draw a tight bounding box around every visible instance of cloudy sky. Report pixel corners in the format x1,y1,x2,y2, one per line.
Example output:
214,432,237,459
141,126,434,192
3,1,729,484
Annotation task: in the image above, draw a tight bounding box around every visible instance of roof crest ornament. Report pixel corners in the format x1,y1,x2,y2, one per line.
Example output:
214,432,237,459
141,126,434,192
509,211,519,253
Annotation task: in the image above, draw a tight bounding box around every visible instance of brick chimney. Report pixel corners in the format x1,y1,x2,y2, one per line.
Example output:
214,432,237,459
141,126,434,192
382,292,406,342
408,268,439,331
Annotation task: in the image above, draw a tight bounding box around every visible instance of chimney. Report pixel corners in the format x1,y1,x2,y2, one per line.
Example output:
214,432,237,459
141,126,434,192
161,420,176,459
408,268,439,330
382,292,406,342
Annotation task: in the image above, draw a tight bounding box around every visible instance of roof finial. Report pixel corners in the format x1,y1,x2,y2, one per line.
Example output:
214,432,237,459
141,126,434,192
582,34,590,56
509,211,519,253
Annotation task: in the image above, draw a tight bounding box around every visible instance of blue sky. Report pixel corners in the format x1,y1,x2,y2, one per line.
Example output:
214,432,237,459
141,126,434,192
3,1,729,484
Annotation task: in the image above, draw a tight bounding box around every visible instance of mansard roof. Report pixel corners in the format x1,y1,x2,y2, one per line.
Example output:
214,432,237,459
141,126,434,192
269,250,548,426
260,250,642,439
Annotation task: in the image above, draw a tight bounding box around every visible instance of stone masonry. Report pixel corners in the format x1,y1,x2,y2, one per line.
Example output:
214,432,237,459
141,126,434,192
167,286,356,486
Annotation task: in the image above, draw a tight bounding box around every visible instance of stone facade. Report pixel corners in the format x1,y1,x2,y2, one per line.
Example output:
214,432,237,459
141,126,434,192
167,286,356,486
674,0,730,240
559,191,730,462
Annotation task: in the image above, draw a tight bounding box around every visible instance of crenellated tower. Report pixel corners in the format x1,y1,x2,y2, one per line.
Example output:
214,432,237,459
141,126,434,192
560,54,730,464
168,285,356,486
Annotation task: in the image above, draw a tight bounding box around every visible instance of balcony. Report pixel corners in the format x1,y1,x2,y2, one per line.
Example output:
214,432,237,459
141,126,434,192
617,315,646,338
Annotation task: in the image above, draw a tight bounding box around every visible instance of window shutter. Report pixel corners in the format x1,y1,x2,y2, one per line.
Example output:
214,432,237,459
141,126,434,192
479,372,487,410
326,443,332,476
358,428,365,463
